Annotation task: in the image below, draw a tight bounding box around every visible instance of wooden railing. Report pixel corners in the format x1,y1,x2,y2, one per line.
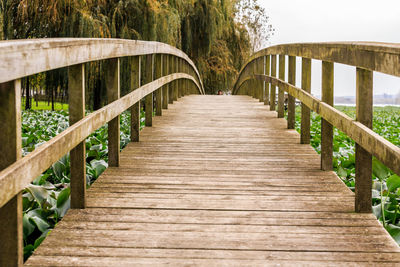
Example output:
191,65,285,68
0,38,204,266
232,41,400,213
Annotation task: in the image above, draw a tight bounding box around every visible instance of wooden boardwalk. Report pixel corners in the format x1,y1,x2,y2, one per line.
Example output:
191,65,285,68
26,95,400,266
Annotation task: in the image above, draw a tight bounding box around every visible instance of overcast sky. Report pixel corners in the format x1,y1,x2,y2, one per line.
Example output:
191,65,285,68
259,0,400,97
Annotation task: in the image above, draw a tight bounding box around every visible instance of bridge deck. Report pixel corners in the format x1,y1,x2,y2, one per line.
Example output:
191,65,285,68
26,95,400,266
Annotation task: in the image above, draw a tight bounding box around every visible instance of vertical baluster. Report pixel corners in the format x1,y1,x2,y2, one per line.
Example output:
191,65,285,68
264,55,270,106
287,56,296,129
106,58,121,167
355,68,373,213
162,55,169,109
69,64,86,209
130,56,141,142
301,58,311,144
270,55,277,111
178,59,183,98
258,58,264,102
278,55,285,118
174,57,179,101
145,54,154,127
155,54,163,116
0,79,23,266
253,61,257,99
321,61,334,170
168,55,174,104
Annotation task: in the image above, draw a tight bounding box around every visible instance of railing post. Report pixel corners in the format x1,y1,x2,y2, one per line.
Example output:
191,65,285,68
69,64,86,209
0,79,23,266
168,55,174,104
174,57,179,101
155,54,163,116
258,58,264,102
130,56,141,142
162,54,169,109
278,55,285,118
270,55,277,111
252,61,257,99
145,54,154,127
288,56,296,129
301,58,311,144
355,68,373,213
264,55,270,105
178,59,183,98
106,58,121,167
321,61,334,171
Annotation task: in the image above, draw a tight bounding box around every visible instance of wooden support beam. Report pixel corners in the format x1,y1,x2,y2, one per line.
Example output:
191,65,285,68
145,54,154,126
287,56,296,129
68,64,86,209
321,61,334,171
278,55,285,118
130,56,141,142
270,55,277,111
355,67,373,213
173,57,178,101
264,55,270,105
0,79,23,267
162,55,169,109
168,55,174,104
178,59,183,98
301,57,312,144
155,54,162,116
106,58,121,167
258,58,264,102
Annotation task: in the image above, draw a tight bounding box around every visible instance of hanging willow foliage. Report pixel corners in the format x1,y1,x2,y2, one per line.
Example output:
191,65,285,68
1,0,272,100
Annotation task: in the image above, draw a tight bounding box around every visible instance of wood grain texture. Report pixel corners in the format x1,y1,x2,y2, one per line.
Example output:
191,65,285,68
25,95,400,266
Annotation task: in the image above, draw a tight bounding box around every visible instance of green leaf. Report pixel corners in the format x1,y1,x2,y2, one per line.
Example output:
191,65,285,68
23,213,35,239
337,165,347,178
24,245,34,261
386,224,400,245
387,174,400,192
57,187,70,208
90,159,108,178
373,158,390,180
52,160,66,180
28,215,50,233
25,185,49,208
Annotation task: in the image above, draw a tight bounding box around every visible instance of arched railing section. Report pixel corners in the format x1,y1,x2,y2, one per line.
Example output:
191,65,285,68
232,41,400,213
0,38,204,266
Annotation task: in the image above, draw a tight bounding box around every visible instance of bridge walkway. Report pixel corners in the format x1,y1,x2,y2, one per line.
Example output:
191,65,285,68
25,95,400,266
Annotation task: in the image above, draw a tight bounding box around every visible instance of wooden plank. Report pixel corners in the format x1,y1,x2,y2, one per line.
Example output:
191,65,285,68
278,54,285,117
355,67,373,213
106,58,120,167
264,55,270,105
162,54,169,109
24,95,400,265
270,55,276,110
0,39,205,94
0,79,23,266
321,61,334,171
301,57,311,144
144,54,154,127
130,56,141,142
155,54,162,116
287,55,296,129
68,64,86,208
0,73,199,209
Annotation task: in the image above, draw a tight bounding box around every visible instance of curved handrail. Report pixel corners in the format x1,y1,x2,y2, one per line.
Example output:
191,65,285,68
233,42,400,94
0,73,199,208
0,38,205,94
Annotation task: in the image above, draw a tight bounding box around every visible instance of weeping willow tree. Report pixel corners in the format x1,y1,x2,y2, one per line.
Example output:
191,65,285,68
0,0,272,99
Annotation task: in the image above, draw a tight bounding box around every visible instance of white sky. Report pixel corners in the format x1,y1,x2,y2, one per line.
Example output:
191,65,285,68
259,0,400,97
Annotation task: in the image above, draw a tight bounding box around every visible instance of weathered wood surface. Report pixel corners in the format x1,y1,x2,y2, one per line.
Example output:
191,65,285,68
25,95,400,266
0,38,204,93
0,73,200,209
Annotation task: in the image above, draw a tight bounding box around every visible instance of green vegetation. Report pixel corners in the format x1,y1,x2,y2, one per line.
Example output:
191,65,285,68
21,109,144,260
1,0,273,106
291,105,400,244
23,99,68,111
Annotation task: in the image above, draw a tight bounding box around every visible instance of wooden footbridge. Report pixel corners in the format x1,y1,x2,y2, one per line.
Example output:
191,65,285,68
1,39,400,266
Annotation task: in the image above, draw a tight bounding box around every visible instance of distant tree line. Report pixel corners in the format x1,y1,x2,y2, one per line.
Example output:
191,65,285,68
0,0,273,110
